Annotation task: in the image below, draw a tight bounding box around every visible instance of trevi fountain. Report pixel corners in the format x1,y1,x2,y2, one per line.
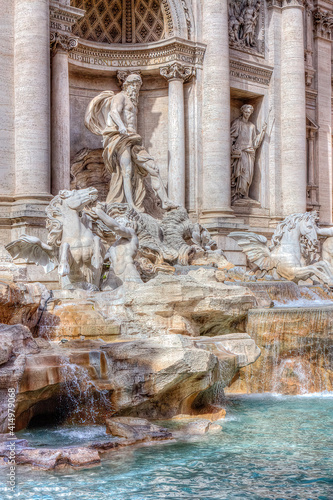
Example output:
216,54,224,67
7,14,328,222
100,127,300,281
0,0,333,499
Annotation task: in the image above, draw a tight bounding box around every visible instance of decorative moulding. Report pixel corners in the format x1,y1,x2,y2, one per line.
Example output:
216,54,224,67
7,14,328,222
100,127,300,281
49,0,85,36
230,59,273,87
68,36,206,72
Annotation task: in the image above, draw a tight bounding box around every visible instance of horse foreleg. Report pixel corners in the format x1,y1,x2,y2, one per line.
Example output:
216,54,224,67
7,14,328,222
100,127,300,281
294,264,333,286
58,242,71,277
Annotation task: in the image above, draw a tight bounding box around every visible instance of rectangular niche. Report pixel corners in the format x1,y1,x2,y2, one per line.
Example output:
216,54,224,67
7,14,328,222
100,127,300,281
230,88,265,207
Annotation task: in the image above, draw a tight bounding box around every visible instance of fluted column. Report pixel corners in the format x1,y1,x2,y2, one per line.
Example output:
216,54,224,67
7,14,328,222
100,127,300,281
201,0,233,223
313,8,333,224
280,0,307,215
50,33,78,195
160,63,194,207
14,0,51,197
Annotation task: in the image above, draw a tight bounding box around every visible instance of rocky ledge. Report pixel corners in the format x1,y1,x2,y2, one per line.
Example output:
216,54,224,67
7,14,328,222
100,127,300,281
0,416,223,470
0,323,259,432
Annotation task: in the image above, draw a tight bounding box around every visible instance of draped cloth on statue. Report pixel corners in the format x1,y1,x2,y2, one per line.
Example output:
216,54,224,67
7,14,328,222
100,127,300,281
230,117,262,200
84,91,151,207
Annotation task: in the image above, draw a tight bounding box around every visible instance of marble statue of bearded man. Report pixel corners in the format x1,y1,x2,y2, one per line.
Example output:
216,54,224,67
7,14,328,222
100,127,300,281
230,104,267,203
84,73,176,212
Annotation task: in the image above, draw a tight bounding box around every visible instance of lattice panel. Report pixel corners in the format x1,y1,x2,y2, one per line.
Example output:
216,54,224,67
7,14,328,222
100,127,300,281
71,0,123,44
70,0,165,44
134,0,165,43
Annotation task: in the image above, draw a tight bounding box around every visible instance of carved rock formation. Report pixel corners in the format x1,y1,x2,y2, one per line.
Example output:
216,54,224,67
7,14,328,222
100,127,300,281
0,282,50,330
38,272,257,340
0,331,259,432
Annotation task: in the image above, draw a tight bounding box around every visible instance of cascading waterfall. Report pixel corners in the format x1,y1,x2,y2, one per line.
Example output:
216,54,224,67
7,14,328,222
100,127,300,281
59,356,112,424
238,304,333,394
225,281,333,395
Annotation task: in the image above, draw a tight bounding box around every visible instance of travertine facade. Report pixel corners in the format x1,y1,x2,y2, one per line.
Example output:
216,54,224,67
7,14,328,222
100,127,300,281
1,0,333,277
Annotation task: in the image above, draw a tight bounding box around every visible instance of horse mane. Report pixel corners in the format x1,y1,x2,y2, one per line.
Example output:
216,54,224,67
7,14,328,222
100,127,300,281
45,190,73,247
270,212,319,258
270,212,317,250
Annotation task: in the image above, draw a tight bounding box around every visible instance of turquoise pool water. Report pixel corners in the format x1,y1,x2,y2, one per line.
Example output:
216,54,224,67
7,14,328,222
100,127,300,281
1,394,332,500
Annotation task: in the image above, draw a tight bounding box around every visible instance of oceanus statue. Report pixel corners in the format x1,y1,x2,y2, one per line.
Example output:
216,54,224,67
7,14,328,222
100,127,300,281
229,212,333,286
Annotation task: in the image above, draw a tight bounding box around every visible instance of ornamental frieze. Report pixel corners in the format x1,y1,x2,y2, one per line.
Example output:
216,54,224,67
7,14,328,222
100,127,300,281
68,38,206,71
230,59,273,86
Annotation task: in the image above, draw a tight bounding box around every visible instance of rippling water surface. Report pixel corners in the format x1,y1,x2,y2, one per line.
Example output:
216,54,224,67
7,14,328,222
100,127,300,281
1,394,333,500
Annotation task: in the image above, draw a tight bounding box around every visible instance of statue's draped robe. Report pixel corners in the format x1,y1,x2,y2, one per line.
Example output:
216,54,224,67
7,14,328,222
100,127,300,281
85,91,153,208
230,117,263,200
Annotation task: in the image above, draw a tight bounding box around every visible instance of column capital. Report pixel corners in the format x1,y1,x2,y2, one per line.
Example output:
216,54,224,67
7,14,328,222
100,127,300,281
313,8,333,40
50,32,78,54
160,63,195,83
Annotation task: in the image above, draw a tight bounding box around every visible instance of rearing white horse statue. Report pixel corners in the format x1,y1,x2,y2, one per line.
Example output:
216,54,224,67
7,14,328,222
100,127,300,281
229,212,333,286
6,187,105,290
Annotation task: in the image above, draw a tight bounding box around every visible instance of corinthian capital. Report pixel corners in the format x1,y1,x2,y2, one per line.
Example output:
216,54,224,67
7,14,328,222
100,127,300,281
50,32,78,53
160,63,195,82
313,8,333,40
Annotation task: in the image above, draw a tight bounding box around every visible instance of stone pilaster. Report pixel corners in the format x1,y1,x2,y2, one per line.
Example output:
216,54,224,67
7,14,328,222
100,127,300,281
313,7,333,224
267,0,283,220
50,33,78,195
160,63,194,207
201,0,233,225
280,0,307,215
49,2,84,195
14,0,51,198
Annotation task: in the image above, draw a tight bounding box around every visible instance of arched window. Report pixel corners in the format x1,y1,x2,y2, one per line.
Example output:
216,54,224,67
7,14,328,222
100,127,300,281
71,0,166,44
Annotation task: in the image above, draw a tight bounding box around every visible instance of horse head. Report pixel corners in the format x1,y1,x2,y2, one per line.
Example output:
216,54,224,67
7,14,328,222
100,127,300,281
46,187,99,246
62,187,98,211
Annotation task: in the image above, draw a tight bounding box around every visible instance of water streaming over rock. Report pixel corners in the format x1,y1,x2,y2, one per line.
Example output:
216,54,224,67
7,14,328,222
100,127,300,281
226,282,333,395
59,356,112,424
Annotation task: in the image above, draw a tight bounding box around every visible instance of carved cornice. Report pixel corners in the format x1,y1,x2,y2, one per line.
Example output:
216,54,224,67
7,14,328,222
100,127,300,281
266,0,282,7
49,0,85,36
313,8,333,39
229,59,273,86
160,62,194,82
267,0,306,10
50,32,79,53
281,0,305,7
68,37,206,72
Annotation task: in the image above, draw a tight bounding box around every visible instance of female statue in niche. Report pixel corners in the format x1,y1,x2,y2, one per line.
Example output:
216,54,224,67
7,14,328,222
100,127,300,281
230,104,267,203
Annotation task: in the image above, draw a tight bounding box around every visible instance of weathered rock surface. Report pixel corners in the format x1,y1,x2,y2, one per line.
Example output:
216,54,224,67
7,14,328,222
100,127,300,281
38,272,257,340
172,406,226,422
183,420,214,435
0,332,259,432
0,446,100,470
0,324,40,365
0,282,50,330
105,416,172,441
